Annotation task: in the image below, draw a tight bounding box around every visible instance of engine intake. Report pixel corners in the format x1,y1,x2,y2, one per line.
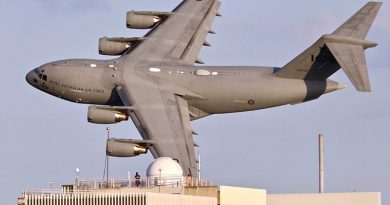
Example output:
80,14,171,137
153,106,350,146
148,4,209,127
106,139,148,157
88,106,128,124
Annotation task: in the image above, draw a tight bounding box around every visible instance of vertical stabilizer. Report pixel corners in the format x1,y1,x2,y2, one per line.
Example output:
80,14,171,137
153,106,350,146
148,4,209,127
332,2,382,39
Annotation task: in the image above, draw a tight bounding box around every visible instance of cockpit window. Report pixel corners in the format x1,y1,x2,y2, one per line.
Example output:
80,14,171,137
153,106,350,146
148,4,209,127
37,73,48,81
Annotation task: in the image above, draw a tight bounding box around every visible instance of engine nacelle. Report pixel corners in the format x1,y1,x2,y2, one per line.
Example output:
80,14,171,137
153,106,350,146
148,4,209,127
126,11,161,29
106,139,148,157
87,106,128,124
99,37,131,56
99,37,145,56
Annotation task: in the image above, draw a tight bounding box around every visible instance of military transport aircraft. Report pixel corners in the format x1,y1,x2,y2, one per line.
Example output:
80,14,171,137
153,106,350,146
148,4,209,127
26,1,382,177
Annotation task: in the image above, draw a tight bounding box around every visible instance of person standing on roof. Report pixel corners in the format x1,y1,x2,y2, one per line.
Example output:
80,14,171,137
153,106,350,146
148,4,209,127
135,172,141,187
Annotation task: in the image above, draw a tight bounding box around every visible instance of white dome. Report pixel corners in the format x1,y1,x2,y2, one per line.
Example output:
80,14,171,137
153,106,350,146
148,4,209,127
146,157,183,178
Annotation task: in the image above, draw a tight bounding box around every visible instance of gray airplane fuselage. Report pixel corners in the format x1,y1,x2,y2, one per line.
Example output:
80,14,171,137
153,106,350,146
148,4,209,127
24,0,381,178
26,58,340,117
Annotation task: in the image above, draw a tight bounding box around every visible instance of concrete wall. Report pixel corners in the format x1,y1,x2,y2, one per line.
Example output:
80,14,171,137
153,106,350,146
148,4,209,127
268,192,381,205
184,186,219,198
219,186,266,205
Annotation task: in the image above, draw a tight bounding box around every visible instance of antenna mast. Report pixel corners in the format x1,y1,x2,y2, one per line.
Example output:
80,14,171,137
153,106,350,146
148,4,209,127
319,134,324,193
198,151,201,184
102,127,111,180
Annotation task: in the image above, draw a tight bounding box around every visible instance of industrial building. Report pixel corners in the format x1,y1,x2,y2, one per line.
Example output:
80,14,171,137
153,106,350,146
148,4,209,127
17,158,381,205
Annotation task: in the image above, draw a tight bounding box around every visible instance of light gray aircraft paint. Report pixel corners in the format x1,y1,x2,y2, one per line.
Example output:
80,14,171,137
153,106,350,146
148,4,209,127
26,0,382,177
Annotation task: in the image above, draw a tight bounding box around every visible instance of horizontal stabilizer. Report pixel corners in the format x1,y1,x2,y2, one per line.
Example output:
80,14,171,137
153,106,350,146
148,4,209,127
326,42,370,92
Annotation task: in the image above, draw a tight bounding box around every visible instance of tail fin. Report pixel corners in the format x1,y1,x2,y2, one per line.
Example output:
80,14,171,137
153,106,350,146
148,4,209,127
275,2,382,92
332,2,382,39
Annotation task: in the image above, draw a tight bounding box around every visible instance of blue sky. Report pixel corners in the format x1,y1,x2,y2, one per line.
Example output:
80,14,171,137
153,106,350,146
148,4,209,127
1,0,389,204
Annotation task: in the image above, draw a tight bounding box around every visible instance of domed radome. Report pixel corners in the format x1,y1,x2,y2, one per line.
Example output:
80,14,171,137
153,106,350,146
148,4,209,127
146,157,184,187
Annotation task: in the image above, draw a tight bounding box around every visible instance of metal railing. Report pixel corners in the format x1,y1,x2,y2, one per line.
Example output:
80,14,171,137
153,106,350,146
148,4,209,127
19,192,217,205
23,177,212,195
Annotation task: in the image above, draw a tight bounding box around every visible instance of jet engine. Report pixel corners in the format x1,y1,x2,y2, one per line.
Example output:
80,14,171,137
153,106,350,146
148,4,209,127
106,139,148,157
87,106,128,124
99,37,144,56
126,11,162,29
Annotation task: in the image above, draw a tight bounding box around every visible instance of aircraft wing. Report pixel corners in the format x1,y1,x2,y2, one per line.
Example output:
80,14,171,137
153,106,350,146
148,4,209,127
123,0,221,65
116,78,198,176
115,0,221,177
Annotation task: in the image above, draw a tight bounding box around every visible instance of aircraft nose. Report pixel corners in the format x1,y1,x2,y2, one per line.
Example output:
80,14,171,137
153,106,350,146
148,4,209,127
26,70,36,86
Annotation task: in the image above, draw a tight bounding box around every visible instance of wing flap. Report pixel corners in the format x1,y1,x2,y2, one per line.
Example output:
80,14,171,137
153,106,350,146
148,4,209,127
180,0,222,64
174,95,198,175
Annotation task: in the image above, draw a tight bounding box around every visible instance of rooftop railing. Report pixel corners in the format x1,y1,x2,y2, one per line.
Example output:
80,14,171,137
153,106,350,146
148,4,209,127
23,177,212,195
